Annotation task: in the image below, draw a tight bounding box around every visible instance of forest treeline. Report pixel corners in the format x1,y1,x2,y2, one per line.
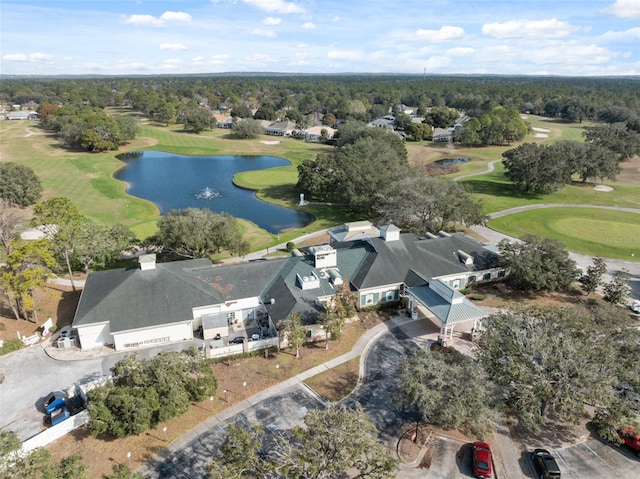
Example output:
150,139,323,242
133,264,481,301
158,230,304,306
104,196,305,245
2,74,639,125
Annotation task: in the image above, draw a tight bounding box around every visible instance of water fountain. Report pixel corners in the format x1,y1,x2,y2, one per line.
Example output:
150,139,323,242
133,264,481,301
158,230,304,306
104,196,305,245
195,187,222,200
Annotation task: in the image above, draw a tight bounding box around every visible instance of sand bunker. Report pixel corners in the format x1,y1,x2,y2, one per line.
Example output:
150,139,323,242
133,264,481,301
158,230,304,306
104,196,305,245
534,133,548,138
532,127,551,132
594,185,614,192
260,140,280,145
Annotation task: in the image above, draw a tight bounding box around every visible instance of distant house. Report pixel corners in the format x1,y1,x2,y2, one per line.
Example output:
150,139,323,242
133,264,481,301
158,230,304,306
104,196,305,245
72,222,503,352
367,116,395,129
432,127,452,142
265,120,297,136
6,111,36,120
302,125,336,142
214,114,233,128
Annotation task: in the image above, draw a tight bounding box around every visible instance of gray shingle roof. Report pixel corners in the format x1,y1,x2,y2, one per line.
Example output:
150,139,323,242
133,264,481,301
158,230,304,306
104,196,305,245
409,283,487,325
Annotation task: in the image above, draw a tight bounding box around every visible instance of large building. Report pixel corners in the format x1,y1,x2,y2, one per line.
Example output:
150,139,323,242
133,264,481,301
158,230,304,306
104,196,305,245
72,222,504,351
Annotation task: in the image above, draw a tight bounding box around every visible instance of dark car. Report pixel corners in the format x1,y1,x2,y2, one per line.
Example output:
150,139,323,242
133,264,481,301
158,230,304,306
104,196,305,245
532,448,561,479
472,442,493,478
228,336,245,344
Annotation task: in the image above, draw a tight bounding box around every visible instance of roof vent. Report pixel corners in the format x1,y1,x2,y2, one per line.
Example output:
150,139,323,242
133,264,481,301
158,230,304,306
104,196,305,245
425,232,438,239
296,272,320,290
438,230,451,237
138,254,156,271
327,268,343,286
457,250,474,265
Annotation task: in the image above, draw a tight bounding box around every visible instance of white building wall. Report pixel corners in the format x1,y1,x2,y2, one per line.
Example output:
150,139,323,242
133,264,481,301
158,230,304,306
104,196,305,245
76,322,112,349
358,283,402,307
192,297,261,328
112,321,193,350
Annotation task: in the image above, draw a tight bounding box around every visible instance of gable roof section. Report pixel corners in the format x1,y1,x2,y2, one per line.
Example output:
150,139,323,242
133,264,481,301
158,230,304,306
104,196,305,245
351,233,499,290
73,259,220,333
408,282,486,325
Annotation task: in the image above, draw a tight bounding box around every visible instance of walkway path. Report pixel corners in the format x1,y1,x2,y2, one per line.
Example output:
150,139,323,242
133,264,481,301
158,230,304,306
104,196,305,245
138,315,413,477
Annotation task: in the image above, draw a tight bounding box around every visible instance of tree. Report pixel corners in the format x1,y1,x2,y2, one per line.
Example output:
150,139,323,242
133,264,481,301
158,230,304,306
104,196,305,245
375,174,486,234
230,103,253,119
41,454,89,479
253,105,277,121
0,202,29,256
498,235,580,293
231,118,265,139
280,313,306,358
603,269,631,305
320,283,356,349
424,106,458,128
209,405,398,479
297,126,408,212
479,305,639,430
33,197,85,291
73,222,136,273
0,240,54,321
502,143,569,194
398,347,494,437
102,463,144,479
154,208,246,259
0,162,42,207
578,257,607,296
182,107,214,133
88,350,217,438
404,122,432,141
583,122,640,162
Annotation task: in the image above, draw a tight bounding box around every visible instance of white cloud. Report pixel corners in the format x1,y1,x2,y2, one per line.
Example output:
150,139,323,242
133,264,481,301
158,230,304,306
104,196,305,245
3,53,28,62
164,59,182,65
123,11,191,27
424,55,454,69
160,11,192,22
401,26,465,42
250,28,277,37
301,22,315,29
160,43,188,50
598,26,640,41
604,0,640,19
482,18,579,39
242,0,305,14
2,52,56,63
263,17,281,25
327,50,361,60
122,14,164,27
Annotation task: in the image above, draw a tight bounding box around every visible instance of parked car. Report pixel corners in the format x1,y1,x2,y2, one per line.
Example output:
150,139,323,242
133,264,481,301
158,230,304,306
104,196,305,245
228,336,245,344
618,426,640,457
532,448,561,479
43,390,67,414
472,442,493,478
630,300,640,314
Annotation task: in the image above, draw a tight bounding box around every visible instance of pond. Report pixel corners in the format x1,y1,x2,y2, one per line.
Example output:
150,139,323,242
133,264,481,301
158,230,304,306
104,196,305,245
114,151,314,234
431,157,470,168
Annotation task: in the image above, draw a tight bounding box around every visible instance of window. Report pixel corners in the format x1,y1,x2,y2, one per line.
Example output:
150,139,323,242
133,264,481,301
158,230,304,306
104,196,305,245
365,294,374,305
497,270,506,278
384,290,395,302
227,311,236,321
483,272,491,281
468,275,477,284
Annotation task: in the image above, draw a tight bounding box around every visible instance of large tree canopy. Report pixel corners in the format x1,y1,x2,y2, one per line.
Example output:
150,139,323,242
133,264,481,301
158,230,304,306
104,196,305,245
398,347,494,437
207,405,398,479
297,124,408,212
479,304,640,431
154,208,249,259
0,162,42,207
375,173,486,234
498,235,580,293
88,350,217,438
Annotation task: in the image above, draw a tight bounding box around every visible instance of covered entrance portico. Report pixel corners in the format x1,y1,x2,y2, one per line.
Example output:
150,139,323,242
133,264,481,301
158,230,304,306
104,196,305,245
406,279,487,346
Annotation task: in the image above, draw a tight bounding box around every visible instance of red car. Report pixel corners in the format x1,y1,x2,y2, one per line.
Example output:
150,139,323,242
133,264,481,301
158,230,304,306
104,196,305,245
472,441,493,478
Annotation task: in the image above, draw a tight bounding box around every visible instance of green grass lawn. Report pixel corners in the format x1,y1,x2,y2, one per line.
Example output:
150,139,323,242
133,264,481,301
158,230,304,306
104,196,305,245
2,115,638,260
488,207,640,260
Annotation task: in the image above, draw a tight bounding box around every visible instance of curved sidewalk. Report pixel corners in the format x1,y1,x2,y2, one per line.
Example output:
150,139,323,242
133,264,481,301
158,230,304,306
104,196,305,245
137,315,412,476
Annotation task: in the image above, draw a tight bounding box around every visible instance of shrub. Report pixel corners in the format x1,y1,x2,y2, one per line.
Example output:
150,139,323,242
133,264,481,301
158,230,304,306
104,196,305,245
0,339,24,356
285,241,295,252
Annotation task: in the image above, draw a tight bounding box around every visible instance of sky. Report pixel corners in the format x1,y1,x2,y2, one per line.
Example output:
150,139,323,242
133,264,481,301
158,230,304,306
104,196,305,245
1,0,639,77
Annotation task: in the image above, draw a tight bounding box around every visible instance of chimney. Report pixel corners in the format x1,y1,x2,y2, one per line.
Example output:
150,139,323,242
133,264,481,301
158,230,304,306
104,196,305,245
138,254,156,271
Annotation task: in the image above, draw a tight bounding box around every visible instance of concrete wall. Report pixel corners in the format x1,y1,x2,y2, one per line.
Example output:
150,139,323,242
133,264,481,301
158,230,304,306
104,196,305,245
112,321,192,350
21,410,90,454
76,322,111,349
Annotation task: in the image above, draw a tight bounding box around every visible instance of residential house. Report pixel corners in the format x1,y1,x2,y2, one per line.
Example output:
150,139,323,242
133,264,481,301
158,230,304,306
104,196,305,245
432,127,452,142
265,120,297,136
302,125,336,142
367,116,395,129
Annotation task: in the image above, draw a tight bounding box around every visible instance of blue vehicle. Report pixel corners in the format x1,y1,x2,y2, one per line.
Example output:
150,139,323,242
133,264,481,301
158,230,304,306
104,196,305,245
43,391,67,414
48,406,70,426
